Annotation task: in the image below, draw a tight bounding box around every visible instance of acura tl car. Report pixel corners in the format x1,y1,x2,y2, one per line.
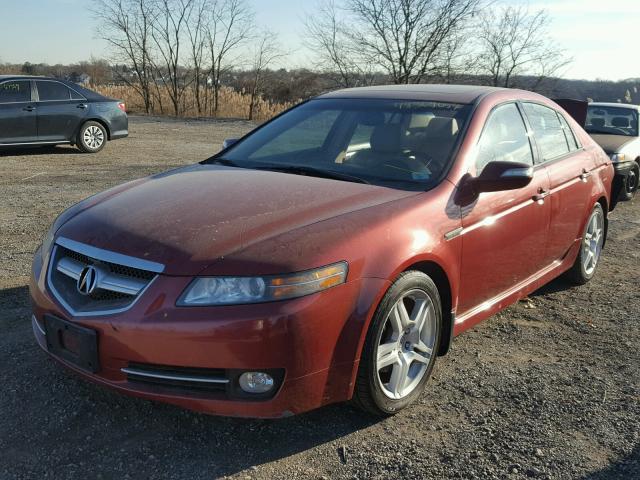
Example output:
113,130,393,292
0,75,127,153
585,102,640,200
30,85,613,418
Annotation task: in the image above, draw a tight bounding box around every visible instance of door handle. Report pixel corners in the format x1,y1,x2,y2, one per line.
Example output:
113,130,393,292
533,189,550,202
23,105,36,112
580,169,592,181
77,103,88,109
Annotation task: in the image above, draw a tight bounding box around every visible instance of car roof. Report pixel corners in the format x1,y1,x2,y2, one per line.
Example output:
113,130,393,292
0,75,51,81
316,84,515,104
589,102,640,111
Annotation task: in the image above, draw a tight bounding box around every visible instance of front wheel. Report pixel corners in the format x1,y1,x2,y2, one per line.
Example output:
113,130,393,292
77,121,107,153
353,271,441,416
566,203,605,285
620,163,639,201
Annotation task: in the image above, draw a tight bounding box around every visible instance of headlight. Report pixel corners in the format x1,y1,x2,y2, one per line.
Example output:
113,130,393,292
611,153,626,162
178,262,348,306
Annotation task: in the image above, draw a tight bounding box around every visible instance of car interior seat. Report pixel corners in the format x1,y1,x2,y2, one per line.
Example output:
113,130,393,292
611,116,631,128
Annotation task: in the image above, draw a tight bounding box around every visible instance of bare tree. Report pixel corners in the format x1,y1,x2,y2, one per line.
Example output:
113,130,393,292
151,0,196,116
438,30,471,84
93,0,156,113
247,31,285,120
328,0,484,84
477,6,571,89
186,0,209,114
205,0,253,115
304,0,374,88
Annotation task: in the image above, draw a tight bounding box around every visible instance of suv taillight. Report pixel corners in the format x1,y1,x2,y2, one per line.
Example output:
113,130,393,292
118,102,126,112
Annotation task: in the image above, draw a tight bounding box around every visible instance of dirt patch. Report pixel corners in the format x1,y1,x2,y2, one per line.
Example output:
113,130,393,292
0,116,638,479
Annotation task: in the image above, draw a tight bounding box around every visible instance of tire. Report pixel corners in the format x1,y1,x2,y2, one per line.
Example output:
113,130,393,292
77,121,107,153
619,163,639,201
353,271,441,416
566,203,605,285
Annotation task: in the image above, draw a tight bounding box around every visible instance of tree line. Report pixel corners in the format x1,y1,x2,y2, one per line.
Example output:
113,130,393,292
2,0,638,119
86,0,573,117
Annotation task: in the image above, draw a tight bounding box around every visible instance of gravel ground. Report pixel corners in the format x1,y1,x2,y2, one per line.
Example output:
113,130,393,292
0,116,638,480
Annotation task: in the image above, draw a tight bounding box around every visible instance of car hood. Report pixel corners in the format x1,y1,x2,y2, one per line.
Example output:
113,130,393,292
57,164,418,275
589,133,635,155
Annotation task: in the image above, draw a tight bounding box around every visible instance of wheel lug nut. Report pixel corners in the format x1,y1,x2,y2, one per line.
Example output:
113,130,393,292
405,342,411,350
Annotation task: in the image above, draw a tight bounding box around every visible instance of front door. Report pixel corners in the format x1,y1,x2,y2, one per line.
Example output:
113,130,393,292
521,103,595,264
35,80,88,142
457,102,551,316
0,79,37,144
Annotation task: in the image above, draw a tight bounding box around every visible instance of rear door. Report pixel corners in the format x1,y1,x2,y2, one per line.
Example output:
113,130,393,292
0,79,37,144
457,102,551,316
521,102,594,265
35,80,88,142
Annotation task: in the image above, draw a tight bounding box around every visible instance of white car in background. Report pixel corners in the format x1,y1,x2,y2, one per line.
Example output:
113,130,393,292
585,102,640,200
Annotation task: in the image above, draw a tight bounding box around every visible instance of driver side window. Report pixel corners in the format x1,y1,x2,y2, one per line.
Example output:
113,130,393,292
476,103,534,174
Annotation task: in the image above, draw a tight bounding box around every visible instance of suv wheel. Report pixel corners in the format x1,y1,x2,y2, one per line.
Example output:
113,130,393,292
353,271,441,416
77,121,107,153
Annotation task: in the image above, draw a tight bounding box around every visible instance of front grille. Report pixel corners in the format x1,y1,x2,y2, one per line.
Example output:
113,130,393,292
123,362,229,393
47,241,159,315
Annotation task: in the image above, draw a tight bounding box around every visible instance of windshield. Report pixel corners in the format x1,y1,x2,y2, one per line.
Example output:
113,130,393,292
207,98,472,190
585,105,639,137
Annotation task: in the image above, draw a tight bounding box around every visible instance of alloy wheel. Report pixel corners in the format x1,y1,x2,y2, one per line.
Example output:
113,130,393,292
376,289,437,400
626,169,638,195
583,208,605,276
83,126,104,150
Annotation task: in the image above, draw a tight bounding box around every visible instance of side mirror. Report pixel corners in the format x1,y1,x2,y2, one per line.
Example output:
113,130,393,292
222,138,239,149
472,161,534,193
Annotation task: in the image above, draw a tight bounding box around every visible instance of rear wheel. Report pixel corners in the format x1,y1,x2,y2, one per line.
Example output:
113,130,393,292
567,203,605,285
620,162,639,201
353,271,441,416
77,121,107,153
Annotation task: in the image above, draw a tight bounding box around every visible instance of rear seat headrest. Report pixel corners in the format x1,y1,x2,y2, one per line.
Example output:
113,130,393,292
370,124,403,153
611,116,630,128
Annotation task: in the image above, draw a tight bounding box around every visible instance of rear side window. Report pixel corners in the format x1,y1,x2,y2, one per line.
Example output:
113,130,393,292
70,88,85,100
0,81,31,103
523,103,570,162
36,81,71,101
557,113,579,151
476,103,534,174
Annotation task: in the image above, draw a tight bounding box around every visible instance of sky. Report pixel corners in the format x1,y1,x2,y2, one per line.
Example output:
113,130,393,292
0,0,639,81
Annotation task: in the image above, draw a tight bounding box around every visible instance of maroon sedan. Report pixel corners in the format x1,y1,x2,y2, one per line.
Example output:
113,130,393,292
30,85,613,417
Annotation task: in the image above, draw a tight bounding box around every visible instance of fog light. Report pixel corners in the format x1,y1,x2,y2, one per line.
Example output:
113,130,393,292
238,372,274,394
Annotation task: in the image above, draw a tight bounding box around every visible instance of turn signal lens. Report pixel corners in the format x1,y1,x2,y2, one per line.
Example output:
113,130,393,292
178,261,348,306
118,102,126,112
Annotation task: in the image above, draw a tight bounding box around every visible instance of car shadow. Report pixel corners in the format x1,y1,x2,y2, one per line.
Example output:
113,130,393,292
1,284,383,478
0,145,80,156
529,275,577,297
581,443,640,479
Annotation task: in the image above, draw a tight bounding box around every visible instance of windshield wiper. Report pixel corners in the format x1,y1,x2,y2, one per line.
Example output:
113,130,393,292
253,164,370,184
207,157,243,167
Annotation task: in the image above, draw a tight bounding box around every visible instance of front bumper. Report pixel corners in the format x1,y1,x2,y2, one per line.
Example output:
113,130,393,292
613,160,635,176
29,247,387,418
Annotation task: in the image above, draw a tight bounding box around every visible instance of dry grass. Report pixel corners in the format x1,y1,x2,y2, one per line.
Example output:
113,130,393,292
93,85,294,121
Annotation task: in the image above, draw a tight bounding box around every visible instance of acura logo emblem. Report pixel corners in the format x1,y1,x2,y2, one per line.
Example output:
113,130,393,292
77,266,98,295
